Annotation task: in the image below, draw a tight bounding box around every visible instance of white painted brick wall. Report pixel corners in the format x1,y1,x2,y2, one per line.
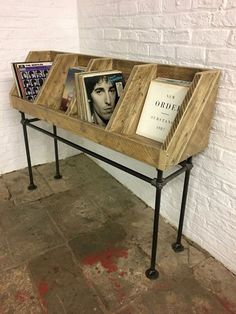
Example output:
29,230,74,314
0,0,81,175
77,0,236,274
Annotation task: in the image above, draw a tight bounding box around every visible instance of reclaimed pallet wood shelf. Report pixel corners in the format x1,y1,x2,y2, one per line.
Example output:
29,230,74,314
10,50,220,171
9,50,220,280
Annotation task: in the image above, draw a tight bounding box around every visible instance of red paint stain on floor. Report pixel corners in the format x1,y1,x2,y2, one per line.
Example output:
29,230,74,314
37,281,49,309
109,277,127,304
15,291,28,303
153,282,170,291
119,271,127,277
217,296,236,314
200,305,210,314
82,248,128,273
114,281,121,289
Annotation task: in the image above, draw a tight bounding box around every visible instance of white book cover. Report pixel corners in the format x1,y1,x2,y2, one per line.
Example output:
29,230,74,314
136,78,190,143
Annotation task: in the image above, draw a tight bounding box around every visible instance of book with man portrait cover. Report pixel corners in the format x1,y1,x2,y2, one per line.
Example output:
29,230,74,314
60,66,86,114
12,61,52,102
75,70,125,125
136,77,191,143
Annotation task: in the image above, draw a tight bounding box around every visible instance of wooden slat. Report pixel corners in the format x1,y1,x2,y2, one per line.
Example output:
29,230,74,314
181,71,221,160
107,64,157,133
164,71,220,167
156,64,204,82
65,98,78,117
49,51,65,59
87,58,113,71
111,58,202,81
26,51,52,62
122,65,157,135
77,54,99,68
113,59,144,72
163,73,202,150
112,59,144,81
34,54,79,110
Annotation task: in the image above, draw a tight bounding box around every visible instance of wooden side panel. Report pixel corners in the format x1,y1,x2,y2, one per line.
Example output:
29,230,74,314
181,72,221,160
34,54,78,110
165,71,220,167
87,58,113,71
107,64,157,133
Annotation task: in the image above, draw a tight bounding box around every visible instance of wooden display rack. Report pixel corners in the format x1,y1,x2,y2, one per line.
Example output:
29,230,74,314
9,50,220,279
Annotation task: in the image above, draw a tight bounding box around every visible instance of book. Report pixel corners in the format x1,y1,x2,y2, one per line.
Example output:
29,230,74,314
60,66,85,113
75,70,125,126
136,77,191,143
12,61,52,102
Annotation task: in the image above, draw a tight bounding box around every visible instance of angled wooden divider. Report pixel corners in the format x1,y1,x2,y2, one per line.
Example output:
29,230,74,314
9,50,220,170
164,70,221,166
35,54,78,110
107,64,157,134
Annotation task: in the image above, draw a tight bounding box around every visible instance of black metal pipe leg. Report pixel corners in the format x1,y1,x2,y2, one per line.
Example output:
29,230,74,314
20,112,37,190
53,125,62,179
172,157,193,252
146,169,163,280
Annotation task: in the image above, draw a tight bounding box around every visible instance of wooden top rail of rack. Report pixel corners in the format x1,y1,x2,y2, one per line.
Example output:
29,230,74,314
10,50,221,171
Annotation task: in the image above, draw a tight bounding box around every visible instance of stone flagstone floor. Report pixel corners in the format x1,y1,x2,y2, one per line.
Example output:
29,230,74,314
0,154,235,314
